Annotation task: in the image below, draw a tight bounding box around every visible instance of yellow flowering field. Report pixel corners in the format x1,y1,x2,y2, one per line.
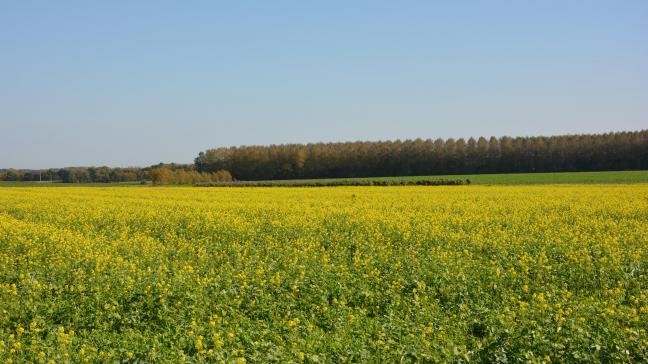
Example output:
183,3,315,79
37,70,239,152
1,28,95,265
0,185,646,363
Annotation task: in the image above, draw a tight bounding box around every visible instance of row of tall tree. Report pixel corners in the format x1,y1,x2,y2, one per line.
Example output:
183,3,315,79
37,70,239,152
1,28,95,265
3,130,646,183
195,130,648,180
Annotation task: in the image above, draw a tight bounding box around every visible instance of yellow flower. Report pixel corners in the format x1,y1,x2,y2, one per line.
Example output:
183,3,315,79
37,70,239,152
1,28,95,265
194,336,204,351
287,318,300,329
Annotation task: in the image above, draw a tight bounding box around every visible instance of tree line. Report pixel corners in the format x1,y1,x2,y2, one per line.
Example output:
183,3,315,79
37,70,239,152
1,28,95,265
0,166,150,183
0,164,233,185
149,167,232,185
0,164,186,184
195,130,648,180
2,130,646,183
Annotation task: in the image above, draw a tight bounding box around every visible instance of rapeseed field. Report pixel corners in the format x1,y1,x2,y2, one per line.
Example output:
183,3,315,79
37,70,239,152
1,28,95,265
0,185,646,363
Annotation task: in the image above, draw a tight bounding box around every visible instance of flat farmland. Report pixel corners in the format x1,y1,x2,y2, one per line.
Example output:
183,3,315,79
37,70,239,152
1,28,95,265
0,185,646,362
247,170,648,186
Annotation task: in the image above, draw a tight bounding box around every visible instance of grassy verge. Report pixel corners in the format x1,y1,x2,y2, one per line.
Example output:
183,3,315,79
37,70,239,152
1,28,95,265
232,170,648,186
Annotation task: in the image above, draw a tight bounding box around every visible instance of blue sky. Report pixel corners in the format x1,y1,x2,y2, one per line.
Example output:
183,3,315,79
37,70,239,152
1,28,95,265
1,1,647,168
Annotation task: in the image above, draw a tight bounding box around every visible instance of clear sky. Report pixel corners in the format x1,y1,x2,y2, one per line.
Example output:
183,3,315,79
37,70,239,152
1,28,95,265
1,1,647,168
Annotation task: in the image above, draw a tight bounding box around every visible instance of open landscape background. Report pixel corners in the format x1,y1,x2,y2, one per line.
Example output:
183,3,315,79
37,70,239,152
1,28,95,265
2,130,647,186
2,1,647,363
